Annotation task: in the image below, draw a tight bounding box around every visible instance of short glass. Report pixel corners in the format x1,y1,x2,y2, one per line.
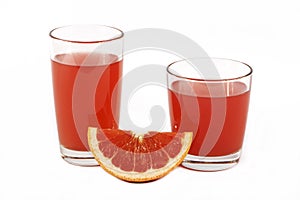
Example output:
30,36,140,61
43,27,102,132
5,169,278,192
167,58,252,171
50,25,123,166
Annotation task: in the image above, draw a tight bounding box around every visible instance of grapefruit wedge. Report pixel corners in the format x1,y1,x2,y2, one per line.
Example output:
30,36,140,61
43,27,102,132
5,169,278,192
88,127,192,182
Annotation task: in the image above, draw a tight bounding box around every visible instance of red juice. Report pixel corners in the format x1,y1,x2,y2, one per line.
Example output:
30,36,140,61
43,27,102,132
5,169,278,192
51,53,122,151
168,80,250,156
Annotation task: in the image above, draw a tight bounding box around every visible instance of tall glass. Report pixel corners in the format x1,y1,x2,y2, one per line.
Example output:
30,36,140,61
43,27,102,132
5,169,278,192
167,58,252,171
50,25,123,166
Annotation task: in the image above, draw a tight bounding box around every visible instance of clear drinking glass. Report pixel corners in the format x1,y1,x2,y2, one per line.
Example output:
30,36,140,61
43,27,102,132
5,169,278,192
50,25,123,166
167,57,252,171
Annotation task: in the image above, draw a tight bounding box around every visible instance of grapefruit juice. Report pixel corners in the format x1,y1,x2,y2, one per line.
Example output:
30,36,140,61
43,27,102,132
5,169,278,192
52,52,122,151
168,80,250,156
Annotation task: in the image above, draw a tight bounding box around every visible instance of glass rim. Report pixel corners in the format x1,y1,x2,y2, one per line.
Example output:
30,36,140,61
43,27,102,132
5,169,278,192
49,24,124,44
166,57,253,82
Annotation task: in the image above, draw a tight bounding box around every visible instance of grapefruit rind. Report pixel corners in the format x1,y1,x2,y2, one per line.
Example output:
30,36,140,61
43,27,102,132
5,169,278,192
88,127,192,182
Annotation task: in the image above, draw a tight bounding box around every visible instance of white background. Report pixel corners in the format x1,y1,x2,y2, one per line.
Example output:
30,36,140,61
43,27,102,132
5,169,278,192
1,0,300,199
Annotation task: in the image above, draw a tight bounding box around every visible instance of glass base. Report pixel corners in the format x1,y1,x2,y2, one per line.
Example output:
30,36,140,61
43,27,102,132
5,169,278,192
181,150,241,171
60,145,99,167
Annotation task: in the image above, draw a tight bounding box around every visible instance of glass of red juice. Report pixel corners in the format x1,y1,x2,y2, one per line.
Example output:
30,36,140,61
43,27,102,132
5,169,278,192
167,58,252,171
49,25,123,166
